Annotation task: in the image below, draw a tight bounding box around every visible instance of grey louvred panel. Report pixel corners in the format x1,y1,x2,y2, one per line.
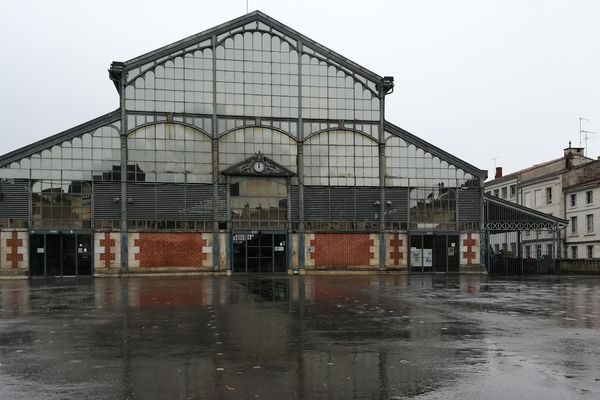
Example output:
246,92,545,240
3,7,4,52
127,182,156,219
290,185,299,222
0,179,29,219
329,187,355,221
356,187,380,220
384,187,409,222
304,186,330,220
304,186,381,222
93,181,121,219
218,184,227,220
185,184,214,221
157,183,186,220
458,189,481,222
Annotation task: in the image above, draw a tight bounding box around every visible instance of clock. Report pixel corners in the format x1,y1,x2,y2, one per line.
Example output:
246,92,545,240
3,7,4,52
253,161,265,173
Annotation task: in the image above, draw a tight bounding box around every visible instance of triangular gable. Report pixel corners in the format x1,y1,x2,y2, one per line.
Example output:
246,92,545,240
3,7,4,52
385,120,487,180
112,11,382,90
222,152,295,177
0,109,121,168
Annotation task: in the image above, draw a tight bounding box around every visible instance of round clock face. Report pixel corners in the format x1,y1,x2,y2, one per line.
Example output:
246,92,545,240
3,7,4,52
253,161,265,173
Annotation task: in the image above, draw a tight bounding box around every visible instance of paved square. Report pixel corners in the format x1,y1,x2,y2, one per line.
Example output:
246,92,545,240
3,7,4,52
0,275,599,399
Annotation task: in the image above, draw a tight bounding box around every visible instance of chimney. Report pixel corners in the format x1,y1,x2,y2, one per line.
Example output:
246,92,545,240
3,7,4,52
564,141,584,157
495,167,503,179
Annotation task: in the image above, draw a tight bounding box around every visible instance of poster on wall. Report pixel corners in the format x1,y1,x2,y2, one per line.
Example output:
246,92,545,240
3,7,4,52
410,247,422,267
423,249,433,267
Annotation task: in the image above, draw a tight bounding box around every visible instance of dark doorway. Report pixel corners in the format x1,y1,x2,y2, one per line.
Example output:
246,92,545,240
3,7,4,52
410,234,459,273
29,232,93,277
232,232,287,274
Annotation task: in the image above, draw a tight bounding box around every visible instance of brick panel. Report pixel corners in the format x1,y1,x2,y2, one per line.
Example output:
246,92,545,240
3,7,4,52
310,233,373,267
135,233,207,268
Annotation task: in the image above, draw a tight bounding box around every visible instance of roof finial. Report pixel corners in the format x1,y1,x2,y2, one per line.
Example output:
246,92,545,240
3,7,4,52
569,140,571,148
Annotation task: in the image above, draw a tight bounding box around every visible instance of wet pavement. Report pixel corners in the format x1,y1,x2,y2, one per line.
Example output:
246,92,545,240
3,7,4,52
0,275,599,400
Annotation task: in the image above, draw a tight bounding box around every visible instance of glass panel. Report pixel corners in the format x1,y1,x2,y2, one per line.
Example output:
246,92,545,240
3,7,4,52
231,178,287,226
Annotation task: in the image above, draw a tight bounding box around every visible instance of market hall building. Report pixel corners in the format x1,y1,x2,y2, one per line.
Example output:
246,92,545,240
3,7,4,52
0,11,488,278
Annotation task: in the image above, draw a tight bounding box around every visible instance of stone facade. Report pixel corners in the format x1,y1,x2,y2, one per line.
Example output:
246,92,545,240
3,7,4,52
0,230,28,276
290,233,299,270
94,232,121,273
385,232,407,270
460,232,481,267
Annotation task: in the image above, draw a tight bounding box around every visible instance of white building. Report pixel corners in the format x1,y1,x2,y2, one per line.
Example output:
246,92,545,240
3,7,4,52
485,144,592,258
562,160,600,259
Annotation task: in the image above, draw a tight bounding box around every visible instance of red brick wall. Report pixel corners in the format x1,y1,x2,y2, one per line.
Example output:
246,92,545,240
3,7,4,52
310,234,373,266
135,233,207,268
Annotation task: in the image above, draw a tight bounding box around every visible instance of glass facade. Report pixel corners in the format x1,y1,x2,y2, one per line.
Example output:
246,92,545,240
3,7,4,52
0,15,484,236
127,123,212,183
385,135,477,230
125,48,214,115
303,130,378,186
0,123,120,229
124,28,380,125
231,178,287,229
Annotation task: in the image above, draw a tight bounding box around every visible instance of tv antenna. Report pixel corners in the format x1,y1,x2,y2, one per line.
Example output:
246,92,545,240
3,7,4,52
580,117,589,147
492,157,500,169
582,130,597,156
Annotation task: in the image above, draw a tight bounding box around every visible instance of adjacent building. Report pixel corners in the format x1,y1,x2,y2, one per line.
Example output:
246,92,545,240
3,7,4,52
562,159,600,259
485,144,594,258
0,11,488,277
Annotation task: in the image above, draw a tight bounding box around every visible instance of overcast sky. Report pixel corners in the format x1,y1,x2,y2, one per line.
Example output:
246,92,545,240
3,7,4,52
2,0,599,179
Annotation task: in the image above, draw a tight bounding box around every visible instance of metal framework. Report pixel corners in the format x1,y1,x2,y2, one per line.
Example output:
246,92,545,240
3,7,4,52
0,11,490,274
484,194,567,231
483,194,567,274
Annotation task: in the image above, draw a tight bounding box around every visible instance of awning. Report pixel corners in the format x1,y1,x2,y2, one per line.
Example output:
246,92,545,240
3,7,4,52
484,194,567,231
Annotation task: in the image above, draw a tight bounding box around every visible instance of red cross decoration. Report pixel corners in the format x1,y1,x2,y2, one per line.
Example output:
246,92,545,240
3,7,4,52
99,232,116,268
463,233,477,265
389,233,404,266
6,232,23,269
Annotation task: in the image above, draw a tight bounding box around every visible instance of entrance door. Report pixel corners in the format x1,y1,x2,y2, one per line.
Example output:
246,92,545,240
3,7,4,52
29,235,45,276
77,235,92,275
232,232,287,274
433,235,447,272
29,233,93,277
447,235,459,272
62,235,77,276
410,234,460,273
46,234,62,276
410,235,433,273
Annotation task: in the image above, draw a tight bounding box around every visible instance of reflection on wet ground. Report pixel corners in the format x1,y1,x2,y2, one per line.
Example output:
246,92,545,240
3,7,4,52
0,275,599,399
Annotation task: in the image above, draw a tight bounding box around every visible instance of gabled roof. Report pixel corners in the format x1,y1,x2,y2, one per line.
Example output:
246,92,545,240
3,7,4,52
485,153,593,186
0,110,121,167
384,121,487,180
111,10,383,86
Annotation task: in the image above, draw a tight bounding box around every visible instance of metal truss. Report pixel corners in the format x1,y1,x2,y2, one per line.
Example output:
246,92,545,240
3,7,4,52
485,221,558,231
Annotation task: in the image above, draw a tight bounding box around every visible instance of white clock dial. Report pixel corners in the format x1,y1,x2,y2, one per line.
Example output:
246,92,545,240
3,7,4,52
253,161,265,173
